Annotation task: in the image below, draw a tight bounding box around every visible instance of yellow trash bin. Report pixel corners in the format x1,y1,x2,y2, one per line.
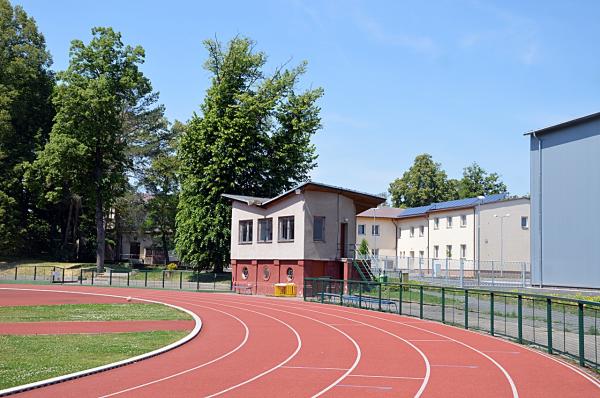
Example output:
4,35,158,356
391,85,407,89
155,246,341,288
284,283,296,297
274,283,287,297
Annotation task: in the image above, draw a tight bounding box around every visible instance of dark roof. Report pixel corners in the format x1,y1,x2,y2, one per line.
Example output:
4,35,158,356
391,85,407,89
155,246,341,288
357,207,404,218
222,181,386,213
524,111,600,136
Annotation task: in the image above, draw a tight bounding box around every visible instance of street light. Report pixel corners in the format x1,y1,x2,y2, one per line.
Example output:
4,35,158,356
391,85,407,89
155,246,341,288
494,213,511,277
476,195,485,286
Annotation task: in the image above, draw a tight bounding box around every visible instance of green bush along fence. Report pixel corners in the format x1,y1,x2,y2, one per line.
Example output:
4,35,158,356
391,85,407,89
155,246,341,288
0,266,231,292
304,277,600,371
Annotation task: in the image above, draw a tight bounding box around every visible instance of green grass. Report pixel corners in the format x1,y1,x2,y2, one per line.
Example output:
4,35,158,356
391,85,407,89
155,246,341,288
0,303,192,323
0,330,188,389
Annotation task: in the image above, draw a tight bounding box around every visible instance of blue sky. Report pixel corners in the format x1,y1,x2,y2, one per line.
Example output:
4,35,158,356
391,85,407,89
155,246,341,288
16,0,600,197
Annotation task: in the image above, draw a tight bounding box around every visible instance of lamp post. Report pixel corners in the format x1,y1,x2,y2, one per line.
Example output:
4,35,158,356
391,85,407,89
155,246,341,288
493,213,510,278
476,195,485,286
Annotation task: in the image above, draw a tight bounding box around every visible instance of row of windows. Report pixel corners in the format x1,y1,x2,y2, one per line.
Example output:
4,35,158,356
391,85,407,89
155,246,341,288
239,216,327,244
399,244,468,259
358,216,529,237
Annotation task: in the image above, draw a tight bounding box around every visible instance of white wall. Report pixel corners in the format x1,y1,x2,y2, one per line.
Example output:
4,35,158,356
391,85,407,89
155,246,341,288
356,217,397,257
428,209,475,262
397,217,428,260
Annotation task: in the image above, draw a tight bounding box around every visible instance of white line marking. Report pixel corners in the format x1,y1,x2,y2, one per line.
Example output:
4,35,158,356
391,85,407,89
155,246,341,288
0,287,202,398
221,297,431,398
281,366,424,380
483,351,521,355
198,297,363,398
432,364,479,369
282,366,347,371
100,303,250,398
350,374,424,380
336,384,392,390
409,339,451,342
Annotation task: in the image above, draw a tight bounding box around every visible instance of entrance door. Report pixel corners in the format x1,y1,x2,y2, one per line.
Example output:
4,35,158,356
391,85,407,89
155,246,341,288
129,242,140,259
340,223,348,258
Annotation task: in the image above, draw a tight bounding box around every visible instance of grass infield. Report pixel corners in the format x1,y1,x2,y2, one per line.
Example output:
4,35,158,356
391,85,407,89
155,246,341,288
0,303,192,323
0,330,188,389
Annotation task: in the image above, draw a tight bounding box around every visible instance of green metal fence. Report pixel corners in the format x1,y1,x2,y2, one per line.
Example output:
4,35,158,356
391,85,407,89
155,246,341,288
304,277,600,371
0,266,232,292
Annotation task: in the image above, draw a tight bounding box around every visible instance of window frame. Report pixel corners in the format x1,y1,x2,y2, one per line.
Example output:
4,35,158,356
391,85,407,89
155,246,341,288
371,224,380,236
434,217,439,230
357,224,366,235
460,244,467,259
521,216,529,229
313,216,326,242
278,216,295,242
460,214,467,228
446,244,453,258
410,226,415,238
257,218,273,243
446,216,453,229
239,220,253,244
433,245,439,258
419,225,424,237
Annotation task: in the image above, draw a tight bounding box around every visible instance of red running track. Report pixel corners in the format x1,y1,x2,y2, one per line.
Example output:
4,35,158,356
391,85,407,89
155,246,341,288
1,284,599,398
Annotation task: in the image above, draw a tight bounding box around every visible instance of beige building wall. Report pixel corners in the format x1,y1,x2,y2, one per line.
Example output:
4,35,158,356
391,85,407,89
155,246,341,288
355,217,397,257
479,198,530,268
230,195,305,260
428,209,476,263
396,217,428,265
303,191,357,260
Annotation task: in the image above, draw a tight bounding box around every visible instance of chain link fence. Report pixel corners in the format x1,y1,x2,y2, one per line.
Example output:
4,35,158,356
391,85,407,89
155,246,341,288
304,277,600,371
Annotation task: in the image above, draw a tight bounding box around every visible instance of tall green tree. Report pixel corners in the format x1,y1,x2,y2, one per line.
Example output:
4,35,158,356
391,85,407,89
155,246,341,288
177,36,323,271
457,162,507,198
0,0,54,254
41,27,159,271
388,154,455,208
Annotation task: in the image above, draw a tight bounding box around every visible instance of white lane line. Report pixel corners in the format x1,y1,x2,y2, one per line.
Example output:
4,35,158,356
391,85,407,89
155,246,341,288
282,366,348,371
290,301,520,398
281,366,424,380
198,297,362,398
336,384,392,390
483,351,521,355
432,364,479,369
99,303,250,398
0,287,202,398
409,339,451,342
350,374,424,380
221,298,431,398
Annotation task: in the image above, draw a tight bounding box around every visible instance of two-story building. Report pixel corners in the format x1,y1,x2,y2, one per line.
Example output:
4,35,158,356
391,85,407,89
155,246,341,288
224,182,385,295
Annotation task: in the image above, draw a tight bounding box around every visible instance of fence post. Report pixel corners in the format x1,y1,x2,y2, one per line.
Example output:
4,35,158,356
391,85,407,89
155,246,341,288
162,271,165,288
179,271,183,289
357,282,362,308
80,269,83,285
127,272,130,287
61,268,65,284
445,258,449,284
522,262,526,287
14,267,17,280
459,260,464,288
419,285,424,319
490,292,495,336
441,287,446,323
491,261,495,286
340,282,344,306
196,269,200,291
546,298,553,354
398,283,402,315
91,270,94,285
34,266,37,281
464,290,469,329
144,271,148,287
320,279,325,303
377,283,382,311
518,295,523,343
578,302,585,367
109,269,113,286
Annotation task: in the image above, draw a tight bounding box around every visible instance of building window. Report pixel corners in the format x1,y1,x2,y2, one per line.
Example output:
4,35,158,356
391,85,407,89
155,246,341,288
419,225,424,237
434,217,439,229
313,216,326,241
358,224,365,235
410,226,415,237
433,245,439,258
263,265,271,281
371,248,379,256
398,227,401,238
278,216,294,241
447,216,453,229
372,224,380,236
419,250,424,258
521,216,529,229
241,266,249,280
446,245,452,258
286,267,294,281
409,251,414,258
239,220,253,244
460,215,467,227
258,218,272,243
460,244,467,259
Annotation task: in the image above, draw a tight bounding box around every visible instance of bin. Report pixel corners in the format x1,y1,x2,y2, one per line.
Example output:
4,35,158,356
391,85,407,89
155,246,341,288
379,275,388,283
285,283,297,296
274,283,287,297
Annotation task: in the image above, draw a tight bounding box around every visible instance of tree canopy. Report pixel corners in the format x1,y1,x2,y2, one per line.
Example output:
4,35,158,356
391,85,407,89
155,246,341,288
176,36,323,271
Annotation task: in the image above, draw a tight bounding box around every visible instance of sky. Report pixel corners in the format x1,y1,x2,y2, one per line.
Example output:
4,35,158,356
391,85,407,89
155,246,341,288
15,0,600,197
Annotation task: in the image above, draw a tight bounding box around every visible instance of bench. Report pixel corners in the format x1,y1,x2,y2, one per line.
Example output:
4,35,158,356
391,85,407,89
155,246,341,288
319,292,397,312
232,283,253,295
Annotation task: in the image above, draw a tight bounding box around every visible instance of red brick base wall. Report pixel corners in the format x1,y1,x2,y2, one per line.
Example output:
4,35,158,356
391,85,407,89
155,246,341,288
231,259,347,296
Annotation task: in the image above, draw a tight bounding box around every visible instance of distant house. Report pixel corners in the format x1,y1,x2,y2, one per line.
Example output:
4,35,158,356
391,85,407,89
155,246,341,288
527,112,600,288
356,195,530,273
223,182,385,295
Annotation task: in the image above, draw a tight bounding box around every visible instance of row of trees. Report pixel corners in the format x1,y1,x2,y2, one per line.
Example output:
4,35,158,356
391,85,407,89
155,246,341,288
0,1,323,272
388,154,508,208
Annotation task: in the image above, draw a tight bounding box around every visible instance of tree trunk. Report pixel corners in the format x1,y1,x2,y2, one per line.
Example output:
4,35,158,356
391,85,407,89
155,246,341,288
95,149,105,273
162,232,170,265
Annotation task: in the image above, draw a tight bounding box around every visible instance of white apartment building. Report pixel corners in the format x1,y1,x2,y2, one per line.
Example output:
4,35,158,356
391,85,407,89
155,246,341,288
356,195,530,272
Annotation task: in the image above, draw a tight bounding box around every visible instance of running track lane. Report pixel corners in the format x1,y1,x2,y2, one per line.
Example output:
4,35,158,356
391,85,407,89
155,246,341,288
0,285,598,398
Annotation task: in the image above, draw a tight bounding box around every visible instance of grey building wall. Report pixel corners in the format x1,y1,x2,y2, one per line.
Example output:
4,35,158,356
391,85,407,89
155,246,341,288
530,118,600,288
